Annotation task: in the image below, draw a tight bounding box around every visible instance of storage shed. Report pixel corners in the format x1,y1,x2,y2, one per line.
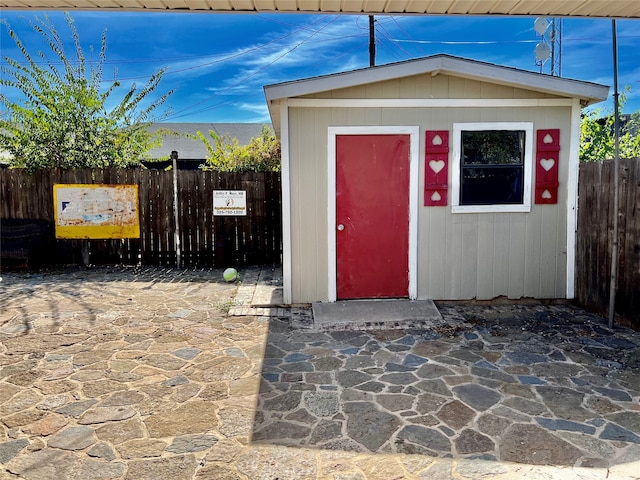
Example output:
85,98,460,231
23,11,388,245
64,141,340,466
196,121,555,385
264,54,608,305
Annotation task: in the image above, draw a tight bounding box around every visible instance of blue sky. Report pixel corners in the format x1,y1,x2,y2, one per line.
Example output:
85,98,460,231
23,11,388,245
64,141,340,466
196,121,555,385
1,10,638,124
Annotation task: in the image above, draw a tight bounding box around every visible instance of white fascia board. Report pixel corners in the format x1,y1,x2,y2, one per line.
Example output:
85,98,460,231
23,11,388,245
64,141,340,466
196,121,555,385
435,57,609,106
265,56,446,101
264,55,609,107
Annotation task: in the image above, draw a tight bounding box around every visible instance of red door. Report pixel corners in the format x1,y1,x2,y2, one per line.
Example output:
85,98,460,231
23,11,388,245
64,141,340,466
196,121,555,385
336,134,410,299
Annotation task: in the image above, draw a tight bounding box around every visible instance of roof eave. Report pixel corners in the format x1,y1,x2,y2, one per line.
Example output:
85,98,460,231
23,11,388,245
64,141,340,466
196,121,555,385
264,55,608,106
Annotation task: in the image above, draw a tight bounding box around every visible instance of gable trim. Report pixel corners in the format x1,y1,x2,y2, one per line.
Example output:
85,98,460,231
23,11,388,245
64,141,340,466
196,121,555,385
287,98,576,108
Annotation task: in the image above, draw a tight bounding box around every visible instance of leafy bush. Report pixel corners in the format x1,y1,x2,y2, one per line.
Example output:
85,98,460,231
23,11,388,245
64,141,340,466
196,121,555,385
0,13,172,171
198,125,280,172
580,88,640,161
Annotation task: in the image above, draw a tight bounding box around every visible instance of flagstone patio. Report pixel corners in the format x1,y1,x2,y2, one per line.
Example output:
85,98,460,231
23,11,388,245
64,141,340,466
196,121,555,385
0,265,639,479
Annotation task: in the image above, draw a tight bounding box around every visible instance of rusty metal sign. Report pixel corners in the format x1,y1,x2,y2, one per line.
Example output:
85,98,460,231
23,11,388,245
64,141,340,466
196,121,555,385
53,184,140,239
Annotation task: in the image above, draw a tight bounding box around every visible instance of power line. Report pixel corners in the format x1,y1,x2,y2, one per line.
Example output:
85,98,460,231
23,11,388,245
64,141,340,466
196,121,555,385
376,22,413,60
0,16,369,83
390,38,539,45
165,16,341,120
387,35,640,46
391,16,428,57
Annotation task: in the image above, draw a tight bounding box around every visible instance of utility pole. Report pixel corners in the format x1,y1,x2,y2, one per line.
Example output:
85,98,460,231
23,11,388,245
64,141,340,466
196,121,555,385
549,18,562,77
608,19,620,328
369,15,376,67
550,18,556,76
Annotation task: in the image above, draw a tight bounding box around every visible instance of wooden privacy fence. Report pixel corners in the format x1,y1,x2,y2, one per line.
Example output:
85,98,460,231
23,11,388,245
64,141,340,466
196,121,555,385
2,162,639,328
576,158,640,330
0,168,282,267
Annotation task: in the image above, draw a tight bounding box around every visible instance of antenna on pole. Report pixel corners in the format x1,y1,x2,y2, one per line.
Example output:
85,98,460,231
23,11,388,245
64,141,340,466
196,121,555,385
534,17,561,76
369,15,376,67
534,17,551,74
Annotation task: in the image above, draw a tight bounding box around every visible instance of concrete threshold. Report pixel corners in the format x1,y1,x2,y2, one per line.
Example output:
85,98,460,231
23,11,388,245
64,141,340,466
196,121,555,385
312,299,445,331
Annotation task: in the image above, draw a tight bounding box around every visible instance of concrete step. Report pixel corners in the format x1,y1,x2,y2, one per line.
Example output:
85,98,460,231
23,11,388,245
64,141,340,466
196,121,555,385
312,299,445,331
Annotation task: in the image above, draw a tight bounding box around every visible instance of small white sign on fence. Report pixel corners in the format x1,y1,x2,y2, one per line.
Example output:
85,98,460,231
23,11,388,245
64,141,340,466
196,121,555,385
213,190,247,216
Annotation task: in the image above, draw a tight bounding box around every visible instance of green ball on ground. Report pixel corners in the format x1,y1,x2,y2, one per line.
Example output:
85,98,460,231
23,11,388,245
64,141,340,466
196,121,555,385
223,268,238,282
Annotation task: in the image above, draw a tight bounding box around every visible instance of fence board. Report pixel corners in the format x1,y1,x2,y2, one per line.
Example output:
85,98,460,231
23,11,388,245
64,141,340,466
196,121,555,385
620,160,640,323
1,168,282,269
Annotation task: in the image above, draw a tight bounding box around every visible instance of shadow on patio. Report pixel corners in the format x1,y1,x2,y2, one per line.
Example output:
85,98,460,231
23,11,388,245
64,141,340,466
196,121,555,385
251,297,640,468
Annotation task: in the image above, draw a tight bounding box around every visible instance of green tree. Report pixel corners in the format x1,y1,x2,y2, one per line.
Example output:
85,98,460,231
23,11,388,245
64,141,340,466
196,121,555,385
198,125,280,172
580,88,640,161
0,13,172,171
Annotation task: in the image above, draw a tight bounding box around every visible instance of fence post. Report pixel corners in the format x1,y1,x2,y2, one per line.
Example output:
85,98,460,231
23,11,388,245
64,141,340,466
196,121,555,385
171,151,182,269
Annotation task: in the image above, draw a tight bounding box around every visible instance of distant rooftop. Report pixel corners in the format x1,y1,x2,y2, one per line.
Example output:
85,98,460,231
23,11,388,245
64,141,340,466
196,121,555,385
147,123,269,160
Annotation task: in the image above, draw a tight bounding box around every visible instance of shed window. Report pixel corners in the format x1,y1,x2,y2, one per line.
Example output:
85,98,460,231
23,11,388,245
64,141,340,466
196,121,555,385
461,130,525,205
452,123,533,213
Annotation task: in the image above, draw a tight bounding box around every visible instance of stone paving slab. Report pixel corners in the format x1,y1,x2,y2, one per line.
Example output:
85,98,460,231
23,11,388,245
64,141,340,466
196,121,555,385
252,268,284,306
1,266,639,480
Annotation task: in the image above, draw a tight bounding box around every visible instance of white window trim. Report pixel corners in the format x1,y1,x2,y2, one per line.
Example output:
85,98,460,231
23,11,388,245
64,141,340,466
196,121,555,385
451,122,534,214
327,126,419,302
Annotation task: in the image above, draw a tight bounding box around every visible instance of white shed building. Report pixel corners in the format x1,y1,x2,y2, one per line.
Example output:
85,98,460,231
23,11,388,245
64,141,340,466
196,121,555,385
264,54,608,305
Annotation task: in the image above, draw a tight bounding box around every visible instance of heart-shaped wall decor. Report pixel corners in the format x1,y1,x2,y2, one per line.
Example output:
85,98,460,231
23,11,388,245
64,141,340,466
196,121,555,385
543,133,554,144
429,160,445,174
542,190,552,199
432,134,442,146
431,191,442,202
540,158,555,171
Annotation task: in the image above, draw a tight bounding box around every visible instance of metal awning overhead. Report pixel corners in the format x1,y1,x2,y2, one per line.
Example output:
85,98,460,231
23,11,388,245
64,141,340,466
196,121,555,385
2,0,640,19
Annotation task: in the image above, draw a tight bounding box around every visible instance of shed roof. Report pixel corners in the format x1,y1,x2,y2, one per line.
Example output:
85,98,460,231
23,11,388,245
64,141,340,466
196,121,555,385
263,54,609,130
3,1,639,19
147,122,267,160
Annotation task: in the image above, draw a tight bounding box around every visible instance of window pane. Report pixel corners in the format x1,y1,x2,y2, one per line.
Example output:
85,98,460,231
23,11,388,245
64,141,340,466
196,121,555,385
461,166,524,205
462,131,525,166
